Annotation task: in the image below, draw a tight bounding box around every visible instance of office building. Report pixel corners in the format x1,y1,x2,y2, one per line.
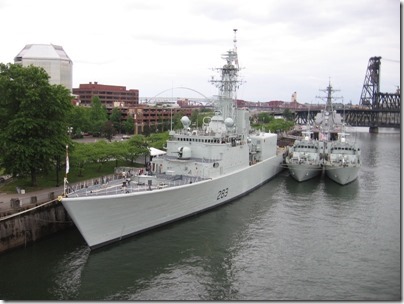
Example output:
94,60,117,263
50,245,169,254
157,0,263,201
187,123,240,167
14,44,73,91
73,82,139,107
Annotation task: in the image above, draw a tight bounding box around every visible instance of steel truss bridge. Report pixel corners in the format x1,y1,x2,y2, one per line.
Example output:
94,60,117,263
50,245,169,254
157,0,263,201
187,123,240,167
295,57,400,131
294,104,400,128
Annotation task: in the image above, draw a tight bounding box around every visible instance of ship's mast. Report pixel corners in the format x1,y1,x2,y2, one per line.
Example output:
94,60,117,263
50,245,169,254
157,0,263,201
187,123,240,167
210,29,243,120
315,80,344,134
316,79,343,112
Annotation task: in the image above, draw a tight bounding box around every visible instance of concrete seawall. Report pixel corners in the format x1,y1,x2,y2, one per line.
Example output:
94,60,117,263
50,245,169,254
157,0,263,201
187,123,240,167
0,200,74,254
0,174,123,254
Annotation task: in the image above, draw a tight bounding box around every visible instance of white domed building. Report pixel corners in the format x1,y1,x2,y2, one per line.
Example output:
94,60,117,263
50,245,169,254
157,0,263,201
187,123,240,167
14,44,73,91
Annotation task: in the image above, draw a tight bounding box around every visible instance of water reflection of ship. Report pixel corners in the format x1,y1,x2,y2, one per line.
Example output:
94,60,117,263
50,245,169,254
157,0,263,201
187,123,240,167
57,188,278,300
323,176,359,201
284,172,322,194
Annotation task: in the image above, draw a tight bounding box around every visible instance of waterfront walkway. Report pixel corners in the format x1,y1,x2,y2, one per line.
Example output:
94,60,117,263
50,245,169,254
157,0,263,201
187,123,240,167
0,185,65,216
0,167,139,216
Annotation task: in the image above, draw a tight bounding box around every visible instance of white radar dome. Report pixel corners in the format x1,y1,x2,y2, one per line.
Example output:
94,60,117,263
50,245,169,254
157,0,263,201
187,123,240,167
181,116,191,129
224,117,234,128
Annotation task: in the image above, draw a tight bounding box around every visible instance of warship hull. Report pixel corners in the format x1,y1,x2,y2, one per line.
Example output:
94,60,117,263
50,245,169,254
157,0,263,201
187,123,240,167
286,163,322,182
62,155,284,249
324,165,359,185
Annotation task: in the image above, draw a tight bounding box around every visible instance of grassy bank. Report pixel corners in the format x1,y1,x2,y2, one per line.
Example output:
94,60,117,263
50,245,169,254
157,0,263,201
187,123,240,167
0,160,143,194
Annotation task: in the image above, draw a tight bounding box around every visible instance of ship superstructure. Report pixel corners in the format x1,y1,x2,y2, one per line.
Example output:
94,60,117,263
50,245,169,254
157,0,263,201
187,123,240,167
315,82,361,185
286,81,361,185
323,125,361,185
285,128,324,182
61,30,284,249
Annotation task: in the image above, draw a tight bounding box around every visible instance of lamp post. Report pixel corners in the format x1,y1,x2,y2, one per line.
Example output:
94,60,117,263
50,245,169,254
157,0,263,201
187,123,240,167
67,126,73,138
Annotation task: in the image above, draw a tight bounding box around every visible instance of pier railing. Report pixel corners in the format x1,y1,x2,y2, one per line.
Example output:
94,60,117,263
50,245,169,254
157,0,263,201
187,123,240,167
1,168,147,216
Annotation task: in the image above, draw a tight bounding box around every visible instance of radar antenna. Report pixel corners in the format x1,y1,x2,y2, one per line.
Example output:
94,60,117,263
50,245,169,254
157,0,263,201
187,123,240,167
233,29,239,70
210,29,244,119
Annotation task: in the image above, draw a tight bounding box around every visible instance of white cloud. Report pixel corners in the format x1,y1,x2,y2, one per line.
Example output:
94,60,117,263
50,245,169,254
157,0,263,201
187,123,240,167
0,0,400,103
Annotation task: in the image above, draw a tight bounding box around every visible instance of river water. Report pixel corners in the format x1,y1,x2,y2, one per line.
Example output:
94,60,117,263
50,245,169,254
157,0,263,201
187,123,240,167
0,128,400,301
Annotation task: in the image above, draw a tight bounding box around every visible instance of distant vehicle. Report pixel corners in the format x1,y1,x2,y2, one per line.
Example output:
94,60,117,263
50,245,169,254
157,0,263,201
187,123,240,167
122,135,130,139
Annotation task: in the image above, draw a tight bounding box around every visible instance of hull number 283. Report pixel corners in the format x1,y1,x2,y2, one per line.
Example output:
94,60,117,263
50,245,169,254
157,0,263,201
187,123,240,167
217,188,229,200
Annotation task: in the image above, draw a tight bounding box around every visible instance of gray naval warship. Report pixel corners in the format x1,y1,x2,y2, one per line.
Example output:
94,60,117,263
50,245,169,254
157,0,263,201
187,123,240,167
286,81,361,185
315,82,361,185
285,128,323,182
61,30,285,249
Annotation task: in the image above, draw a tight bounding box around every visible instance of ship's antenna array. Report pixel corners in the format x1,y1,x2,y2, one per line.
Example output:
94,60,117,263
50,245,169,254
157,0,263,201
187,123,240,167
315,78,343,112
233,29,239,70
209,29,244,119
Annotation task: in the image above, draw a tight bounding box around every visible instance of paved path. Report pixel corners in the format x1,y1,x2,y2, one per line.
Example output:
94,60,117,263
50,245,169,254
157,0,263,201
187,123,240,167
0,185,65,214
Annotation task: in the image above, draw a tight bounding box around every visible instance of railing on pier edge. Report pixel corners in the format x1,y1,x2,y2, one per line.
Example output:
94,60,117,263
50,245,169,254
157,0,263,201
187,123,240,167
0,167,147,218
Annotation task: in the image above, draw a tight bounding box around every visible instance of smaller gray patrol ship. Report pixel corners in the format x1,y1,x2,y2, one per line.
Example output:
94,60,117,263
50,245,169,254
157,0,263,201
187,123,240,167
286,81,361,185
285,128,323,182
314,81,361,185
323,125,361,185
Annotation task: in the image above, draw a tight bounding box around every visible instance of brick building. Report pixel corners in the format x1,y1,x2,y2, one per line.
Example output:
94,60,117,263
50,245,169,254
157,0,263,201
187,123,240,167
133,106,193,134
73,82,139,107
73,82,205,135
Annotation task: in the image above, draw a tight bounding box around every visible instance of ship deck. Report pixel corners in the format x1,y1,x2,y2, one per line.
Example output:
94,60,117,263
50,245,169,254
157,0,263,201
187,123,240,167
65,173,209,198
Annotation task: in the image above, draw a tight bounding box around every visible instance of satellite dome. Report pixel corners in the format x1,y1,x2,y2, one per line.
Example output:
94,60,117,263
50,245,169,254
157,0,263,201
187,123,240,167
224,117,234,128
181,116,191,129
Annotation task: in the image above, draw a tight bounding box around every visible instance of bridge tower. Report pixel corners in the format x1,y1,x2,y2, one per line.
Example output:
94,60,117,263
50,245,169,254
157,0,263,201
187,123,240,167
359,56,400,133
359,56,381,109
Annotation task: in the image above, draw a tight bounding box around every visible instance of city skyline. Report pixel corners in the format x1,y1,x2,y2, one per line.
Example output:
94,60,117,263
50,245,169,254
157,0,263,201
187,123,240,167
0,0,400,104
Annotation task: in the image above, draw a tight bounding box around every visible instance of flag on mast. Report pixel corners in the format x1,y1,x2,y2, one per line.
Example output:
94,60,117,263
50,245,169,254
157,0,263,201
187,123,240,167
66,145,69,175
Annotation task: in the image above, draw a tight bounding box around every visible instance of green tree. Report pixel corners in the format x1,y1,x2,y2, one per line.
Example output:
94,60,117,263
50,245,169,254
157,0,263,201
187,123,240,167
89,96,108,135
190,109,212,129
123,135,149,164
257,112,273,123
70,141,119,176
102,120,116,141
84,140,112,171
0,63,72,186
282,108,295,121
148,132,169,150
69,142,90,177
110,107,122,133
67,106,92,135
110,140,126,167
267,119,294,133
172,112,185,130
124,115,134,134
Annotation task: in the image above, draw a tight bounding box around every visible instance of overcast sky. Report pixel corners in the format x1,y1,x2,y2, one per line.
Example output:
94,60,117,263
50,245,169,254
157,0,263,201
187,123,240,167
0,0,400,104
